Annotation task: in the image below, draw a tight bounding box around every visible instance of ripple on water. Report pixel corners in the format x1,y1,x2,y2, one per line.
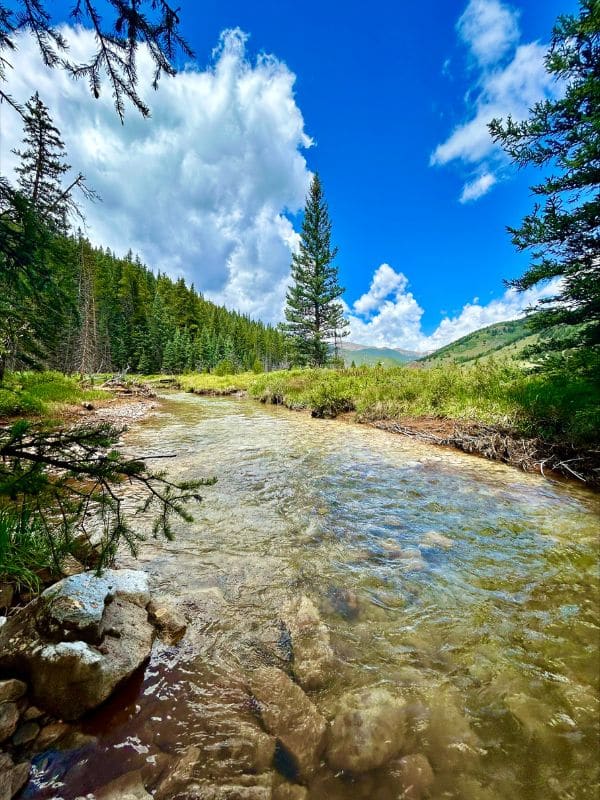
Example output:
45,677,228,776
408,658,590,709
25,394,600,800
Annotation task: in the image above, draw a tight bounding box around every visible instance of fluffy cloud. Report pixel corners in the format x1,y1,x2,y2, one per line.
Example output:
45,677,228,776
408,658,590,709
431,0,556,201
457,0,520,66
0,27,311,321
347,263,559,352
460,171,496,202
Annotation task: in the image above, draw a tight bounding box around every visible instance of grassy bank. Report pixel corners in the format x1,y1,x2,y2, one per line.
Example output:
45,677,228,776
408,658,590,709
0,371,106,419
179,362,599,446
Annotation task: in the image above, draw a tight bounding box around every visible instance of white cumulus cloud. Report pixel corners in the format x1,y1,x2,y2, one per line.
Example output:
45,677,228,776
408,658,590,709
347,263,559,352
0,26,312,322
431,0,557,201
457,0,520,66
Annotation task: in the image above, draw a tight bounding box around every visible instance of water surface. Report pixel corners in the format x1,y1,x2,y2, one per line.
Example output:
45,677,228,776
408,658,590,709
27,393,599,799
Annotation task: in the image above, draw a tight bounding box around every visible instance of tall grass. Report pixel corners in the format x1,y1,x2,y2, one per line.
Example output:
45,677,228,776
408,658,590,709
0,509,68,593
0,371,106,418
180,362,599,445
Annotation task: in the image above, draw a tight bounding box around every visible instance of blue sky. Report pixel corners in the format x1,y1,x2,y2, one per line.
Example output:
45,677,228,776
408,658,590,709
1,0,579,350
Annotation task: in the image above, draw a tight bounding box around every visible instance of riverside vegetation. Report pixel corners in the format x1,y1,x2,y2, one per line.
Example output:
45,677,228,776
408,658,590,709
177,360,600,482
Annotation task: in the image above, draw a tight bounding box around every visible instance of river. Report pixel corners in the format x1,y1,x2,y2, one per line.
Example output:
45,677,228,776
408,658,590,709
26,393,600,799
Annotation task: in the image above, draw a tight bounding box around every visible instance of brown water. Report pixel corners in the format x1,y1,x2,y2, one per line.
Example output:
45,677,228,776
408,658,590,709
26,393,600,799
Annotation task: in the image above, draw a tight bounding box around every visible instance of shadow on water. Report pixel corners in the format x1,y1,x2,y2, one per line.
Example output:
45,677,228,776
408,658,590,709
24,393,600,799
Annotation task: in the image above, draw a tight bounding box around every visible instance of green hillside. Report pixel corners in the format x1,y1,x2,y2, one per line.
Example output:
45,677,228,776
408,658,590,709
340,346,418,367
418,317,540,366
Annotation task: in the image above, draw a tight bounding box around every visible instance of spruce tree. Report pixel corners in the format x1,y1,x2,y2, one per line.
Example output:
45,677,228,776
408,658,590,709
284,173,349,366
489,0,599,377
12,93,91,232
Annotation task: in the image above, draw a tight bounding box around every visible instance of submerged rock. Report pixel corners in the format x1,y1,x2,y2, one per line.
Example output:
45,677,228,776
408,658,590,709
324,587,360,620
283,596,336,690
419,531,453,550
154,746,275,800
147,599,187,645
326,686,407,773
0,570,154,720
391,753,435,800
95,769,153,800
250,666,327,782
273,782,308,800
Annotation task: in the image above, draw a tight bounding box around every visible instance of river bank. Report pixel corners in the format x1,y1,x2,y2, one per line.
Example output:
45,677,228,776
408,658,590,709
171,367,600,489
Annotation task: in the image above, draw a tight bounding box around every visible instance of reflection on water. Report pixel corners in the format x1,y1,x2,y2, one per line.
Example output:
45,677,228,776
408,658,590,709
26,394,600,799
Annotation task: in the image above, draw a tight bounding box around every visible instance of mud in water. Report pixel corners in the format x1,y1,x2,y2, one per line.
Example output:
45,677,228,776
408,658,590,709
24,394,600,799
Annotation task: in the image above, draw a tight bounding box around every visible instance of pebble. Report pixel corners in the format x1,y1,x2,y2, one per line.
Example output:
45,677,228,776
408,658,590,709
0,680,26,704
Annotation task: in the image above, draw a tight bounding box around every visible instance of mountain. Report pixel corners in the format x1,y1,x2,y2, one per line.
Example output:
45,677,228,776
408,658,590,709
417,317,540,367
339,342,423,366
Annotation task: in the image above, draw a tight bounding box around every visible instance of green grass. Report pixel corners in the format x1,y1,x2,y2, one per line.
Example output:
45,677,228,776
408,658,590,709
178,372,259,394
176,362,599,446
418,318,540,366
0,371,106,419
0,509,68,593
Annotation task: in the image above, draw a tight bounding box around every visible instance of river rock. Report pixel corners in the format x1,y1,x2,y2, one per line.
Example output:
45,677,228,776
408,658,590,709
283,596,336,690
147,599,187,645
154,746,201,799
0,679,26,704
326,686,407,773
0,756,30,800
95,769,153,800
11,721,40,747
273,782,308,800
250,667,327,781
419,531,453,550
33,721,71,751
0,703,19,743
22,705,43,721
59,555,86,577
0,570,154,719
391,753,435,800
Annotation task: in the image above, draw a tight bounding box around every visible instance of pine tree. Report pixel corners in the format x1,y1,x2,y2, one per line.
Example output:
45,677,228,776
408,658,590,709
284,173,349,366
12,93,92,232
489,0,599,377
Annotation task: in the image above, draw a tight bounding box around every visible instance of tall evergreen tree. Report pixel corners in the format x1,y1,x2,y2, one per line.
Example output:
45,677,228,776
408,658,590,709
12,93,93,232
489,0,599,377
284,173,349,366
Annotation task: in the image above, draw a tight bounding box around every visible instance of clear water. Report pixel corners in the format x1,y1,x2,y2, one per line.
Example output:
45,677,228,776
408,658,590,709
26,393,600,799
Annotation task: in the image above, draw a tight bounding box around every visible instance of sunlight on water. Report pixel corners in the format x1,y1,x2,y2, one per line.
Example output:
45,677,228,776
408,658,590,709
26,394,600,799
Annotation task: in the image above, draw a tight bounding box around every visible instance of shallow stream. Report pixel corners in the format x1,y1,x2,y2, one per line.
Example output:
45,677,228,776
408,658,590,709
26,393,599,799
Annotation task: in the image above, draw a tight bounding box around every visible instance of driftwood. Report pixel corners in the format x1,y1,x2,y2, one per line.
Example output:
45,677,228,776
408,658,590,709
371,419,600,489
100,377,156,398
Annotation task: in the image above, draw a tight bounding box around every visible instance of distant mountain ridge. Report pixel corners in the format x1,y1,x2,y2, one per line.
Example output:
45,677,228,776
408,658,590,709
416,317,539,366
338,342,423,366
339,317,540,368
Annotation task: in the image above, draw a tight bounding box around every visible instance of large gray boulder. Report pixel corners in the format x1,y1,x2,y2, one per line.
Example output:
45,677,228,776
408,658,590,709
0,570,154,720
326,686,407,773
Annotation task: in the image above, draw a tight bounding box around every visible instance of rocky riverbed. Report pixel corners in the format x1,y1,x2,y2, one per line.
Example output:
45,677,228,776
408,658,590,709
0,574,441,800
1,392,598,799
